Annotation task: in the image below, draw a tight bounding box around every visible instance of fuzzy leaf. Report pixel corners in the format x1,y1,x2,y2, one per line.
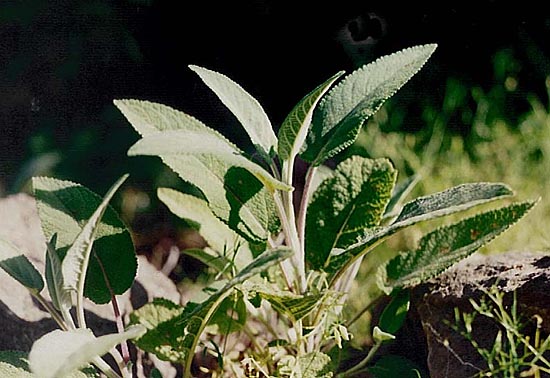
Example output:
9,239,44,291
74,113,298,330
115,99,278,244
301,44,437,165
382,201,537,291
278,71,344,160
28,326,145,378
258,292,323,322
326,182,515,275
296,352,333,378
128,130,290,192
383,175,420,222
0,239,44,293
45,235,71,312
129,247,291,373
158,188,254,265
0,350,98,378
189,65,277,157
32,176,136,304
306,157,396,270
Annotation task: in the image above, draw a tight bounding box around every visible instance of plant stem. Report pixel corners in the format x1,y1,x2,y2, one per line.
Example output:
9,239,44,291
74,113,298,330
112,295,131,364
297,165,316,252
32,292,69,331
92,356,122,378
337,341,382,378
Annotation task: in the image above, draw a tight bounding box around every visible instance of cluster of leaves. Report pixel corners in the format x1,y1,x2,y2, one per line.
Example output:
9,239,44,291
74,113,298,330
0,43,538,377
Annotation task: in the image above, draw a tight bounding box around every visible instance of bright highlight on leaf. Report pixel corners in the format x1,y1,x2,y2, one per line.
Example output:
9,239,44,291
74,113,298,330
28,326,145,378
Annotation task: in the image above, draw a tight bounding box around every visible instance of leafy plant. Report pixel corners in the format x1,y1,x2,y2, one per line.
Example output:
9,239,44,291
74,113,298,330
451,286,550,377
113,43,537,377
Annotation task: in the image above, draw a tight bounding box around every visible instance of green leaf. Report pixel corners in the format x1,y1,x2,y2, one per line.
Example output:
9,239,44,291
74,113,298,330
0,351,98,378
60,175,129,299
382,201,537,291
301,44,437,165
258,292,323,322
369,355,424,378
189,65,277,157
382,175,420,222
208,291,247,333
0,239,44,293
306,157,396,270
326,182,515,275
158,188,254,266
378,289,410,335
32,176,137,304
28,326,145,378
296,352,333,378
45,235,71,312
128,130,290,192
115,99,279,244
130,247,291,374
278,71,344,160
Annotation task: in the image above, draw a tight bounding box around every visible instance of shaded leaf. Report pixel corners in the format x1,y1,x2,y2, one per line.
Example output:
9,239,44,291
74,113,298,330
130,247,291,374
158,188,253,266
0,350,98,378
369,355,424,378
208,292,247,333
306,157,396,270
258,292,323,322
301,44,437,165
45,235,71,312
0,239,44,293
189,65,277,157
128,130,290,192
28,326,145,378
378,289,410,335
278,71,344,160
32,176,136,304
115,99,278,244
382,201,537,291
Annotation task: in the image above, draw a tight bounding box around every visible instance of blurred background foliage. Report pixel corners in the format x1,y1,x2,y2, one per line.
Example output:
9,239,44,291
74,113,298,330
2,1,550,278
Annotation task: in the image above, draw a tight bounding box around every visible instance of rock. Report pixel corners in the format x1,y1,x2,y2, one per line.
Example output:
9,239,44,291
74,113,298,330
0,193,180,377
411,251,550,378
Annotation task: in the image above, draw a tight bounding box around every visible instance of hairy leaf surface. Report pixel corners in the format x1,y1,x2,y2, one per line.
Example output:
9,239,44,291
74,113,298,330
325,182,515,275
115,99,279,244
189,65,277,157
381,201,536,291
32,176,136,304
301,44,437,165
278,71,344,160
0,239,44,293
306,157,396,270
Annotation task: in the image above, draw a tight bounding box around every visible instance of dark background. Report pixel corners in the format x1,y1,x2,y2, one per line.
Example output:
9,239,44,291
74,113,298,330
2,0,550,195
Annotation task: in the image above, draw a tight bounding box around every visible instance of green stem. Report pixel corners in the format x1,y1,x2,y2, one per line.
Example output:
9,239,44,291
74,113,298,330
297,165,316,252
337,341,381,378
92,356,122,378
32,292,69,331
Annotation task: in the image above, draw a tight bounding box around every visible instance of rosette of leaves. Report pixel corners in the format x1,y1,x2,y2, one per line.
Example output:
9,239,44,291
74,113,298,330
116,44,537,377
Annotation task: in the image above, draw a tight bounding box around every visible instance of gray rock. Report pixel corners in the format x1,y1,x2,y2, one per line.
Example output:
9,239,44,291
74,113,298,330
0,193,180,377
412,251,550,378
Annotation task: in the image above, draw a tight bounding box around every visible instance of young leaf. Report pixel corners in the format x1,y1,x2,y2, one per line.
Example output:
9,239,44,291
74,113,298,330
278,71,344,160
128,129,290,192
28,325,145,378
32,176,137,304
0,351,98,378
258,292,323,322
306,156,397,270
158,187,254,266
115,99,279,244
60,174,129,297
189,65,277,157
0,239,44,293
301,44,437,165
378,289,410,335
325,182,515,275
296,352,333,378
381,201,537,291
129,247,292,373
45,235,71,312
